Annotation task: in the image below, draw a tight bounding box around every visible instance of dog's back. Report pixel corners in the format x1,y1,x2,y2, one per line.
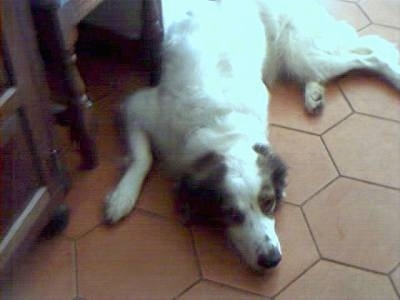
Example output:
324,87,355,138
145,0,269,174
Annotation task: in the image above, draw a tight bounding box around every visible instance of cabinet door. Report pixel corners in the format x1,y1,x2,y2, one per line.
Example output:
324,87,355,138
0,0,68,269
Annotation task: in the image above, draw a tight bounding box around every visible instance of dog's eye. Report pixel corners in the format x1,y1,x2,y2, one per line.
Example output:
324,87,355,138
259,197,276,215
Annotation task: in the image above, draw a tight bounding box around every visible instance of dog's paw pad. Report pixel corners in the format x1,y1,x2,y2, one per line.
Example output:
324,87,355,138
103,191,132,224
305,82,325,115
306,99,324,115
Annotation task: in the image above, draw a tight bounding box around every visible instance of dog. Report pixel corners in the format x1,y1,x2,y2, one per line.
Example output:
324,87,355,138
104,0,400,272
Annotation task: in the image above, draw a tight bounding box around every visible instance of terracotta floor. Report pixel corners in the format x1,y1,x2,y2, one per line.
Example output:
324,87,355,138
5,0,400,299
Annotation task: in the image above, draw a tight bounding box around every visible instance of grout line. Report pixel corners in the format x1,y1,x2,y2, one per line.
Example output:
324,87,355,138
319,135,342,175
388,274,400,299
171,278,202,300
73,240,80,298
354,2,373,27
319,111,353,137
281,200,301,208
340,175,400,191
357,20,400,32
355,3,400,30
189,228,205,279
388,275,400,299
135,207,172,222
321,257,389,276
204,278,271,299
300,206,323,258
58,232,75,242
356,20,369,32
357,22,372,33
336,81,355,114
389,262,400,275
201,279,269,298
269,124,321,137
300,175,340,207
272,259,321,299
69,223,102,241
353,111,400,124
371,22,400,31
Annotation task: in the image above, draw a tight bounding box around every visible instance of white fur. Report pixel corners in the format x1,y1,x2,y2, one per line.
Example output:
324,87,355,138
105,0,400,272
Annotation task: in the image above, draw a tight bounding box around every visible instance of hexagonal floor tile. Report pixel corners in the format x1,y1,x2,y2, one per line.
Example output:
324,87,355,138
76,211,200,300
319,0,370,30
339,73,400,121
359,0,400,28
323,114,400,188
269,126,338,205
8,237,75,300
177,281,267,300
269,81,352,135
276,261,398,300
304,178,400,273
192,204,319,297
391,265,400,294
64,160,121,238
360,24,400,50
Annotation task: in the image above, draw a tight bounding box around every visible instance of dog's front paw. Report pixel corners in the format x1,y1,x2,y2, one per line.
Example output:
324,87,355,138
103,189,135,224
304,82,325,115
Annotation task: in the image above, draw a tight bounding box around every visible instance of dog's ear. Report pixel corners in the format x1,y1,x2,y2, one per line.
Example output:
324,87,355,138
268,154,287,202
176,151,228,224
253,143,271,156
255,145,287,211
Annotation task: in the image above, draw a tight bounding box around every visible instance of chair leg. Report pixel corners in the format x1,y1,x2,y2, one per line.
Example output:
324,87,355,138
61,29,98,169
142,0,163,86
33,6,98,170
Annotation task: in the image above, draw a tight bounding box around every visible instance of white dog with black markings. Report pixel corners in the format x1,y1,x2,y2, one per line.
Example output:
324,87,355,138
104,0,400,272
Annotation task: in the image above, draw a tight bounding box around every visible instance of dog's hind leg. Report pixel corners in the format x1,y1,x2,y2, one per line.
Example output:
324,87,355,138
323,36,399,86
104,125,153,223
301,35,400,114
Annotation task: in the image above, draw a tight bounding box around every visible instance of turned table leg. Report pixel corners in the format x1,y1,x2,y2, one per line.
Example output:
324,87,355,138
142,0,163,86
32,6,98,169
61,27,98,169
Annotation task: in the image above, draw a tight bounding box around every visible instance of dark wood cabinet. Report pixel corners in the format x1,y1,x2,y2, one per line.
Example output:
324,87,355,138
0,0,68,271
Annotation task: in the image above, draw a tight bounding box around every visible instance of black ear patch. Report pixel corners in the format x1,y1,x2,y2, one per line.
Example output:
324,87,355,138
268,154,287,202
190,152,227,188
176,151,229,225
253,143,271,156
256,146,288,211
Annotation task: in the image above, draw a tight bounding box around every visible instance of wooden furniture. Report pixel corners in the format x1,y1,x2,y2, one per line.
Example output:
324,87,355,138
31,0,164,169
0,0,69,276
142,0,163,86
31,0,103,170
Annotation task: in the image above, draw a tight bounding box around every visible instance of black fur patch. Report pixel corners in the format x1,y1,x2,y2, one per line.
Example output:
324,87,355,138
255,145,288,212
176,151,231,225
268,154,287,202
253,143,271,156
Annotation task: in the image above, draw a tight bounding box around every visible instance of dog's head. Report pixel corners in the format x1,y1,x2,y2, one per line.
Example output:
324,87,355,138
176,144,287,272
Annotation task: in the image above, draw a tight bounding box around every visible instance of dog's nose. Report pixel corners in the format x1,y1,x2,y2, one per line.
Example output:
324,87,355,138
257,249,281,269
